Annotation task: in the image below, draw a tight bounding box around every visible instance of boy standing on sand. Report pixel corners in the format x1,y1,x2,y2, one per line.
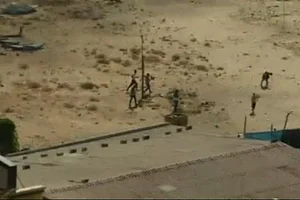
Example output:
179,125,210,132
126,70,138,92
129,84,137,109
143,73,155,95
250,93,260,116
260,71,273,89
173,89,179,113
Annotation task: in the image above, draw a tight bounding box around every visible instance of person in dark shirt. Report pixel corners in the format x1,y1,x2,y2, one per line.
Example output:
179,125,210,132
260,71,272,89
143,73,155,95
250,93,260,116
129,84,137,109
126,70,138,92
173,89,179,113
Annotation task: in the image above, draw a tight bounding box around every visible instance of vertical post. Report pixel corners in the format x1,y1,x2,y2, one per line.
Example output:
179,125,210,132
243,116,247,136
271,124,273,132
140,34,145,101
271,124,274,141
282,0,285,31
283,111,293,130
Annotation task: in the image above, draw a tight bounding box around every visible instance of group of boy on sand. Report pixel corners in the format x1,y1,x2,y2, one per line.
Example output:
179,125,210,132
126,70,180,114
125,69,273,116
126,70,154,109
251,71,273,116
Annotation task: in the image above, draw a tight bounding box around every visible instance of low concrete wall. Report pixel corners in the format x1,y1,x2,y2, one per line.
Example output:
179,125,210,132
6,123,169,157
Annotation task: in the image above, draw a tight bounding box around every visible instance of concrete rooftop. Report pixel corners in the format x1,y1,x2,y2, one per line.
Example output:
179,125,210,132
10,125,267,191
44,142,300,199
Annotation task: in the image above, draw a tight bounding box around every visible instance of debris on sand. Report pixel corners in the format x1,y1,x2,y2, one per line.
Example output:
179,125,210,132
7,43,44,52
0,27,45,52
171,54,180,62
165,89,216,114
194,64,209,72
1,3,37,15
144,55,161,63
104,0,122,5
130,47,140,60
149,49,166,58
79,82,99,90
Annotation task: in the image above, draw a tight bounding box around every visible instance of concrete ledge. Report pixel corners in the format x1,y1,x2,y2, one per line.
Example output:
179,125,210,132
6,122,169,157
7,185,46,199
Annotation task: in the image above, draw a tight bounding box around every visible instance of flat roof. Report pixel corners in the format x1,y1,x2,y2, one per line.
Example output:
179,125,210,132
44,142,300,199
11,126,267,190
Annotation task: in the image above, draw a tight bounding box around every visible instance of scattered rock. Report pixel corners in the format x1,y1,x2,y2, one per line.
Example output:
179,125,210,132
194,65,209,72
150,49,166,58
80,82,99,90
171,54,180,62
121,60,132,67
86,104,98,111
204,42,211,47
145,55,161,63
110,57,122,63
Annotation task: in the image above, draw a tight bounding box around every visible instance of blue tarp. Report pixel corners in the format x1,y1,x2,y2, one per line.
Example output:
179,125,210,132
245,128,300,149
245,130,283,141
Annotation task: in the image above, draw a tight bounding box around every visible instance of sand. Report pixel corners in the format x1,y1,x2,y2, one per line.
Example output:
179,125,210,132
0,0,299,149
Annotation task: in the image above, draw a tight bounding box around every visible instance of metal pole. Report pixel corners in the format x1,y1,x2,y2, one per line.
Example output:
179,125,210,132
140,34,145,101
283,111,293,130
243,116,247,136
282,0,285,31
271,124,274,132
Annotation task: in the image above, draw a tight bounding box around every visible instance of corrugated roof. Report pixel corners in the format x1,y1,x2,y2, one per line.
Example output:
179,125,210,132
44,142,300,198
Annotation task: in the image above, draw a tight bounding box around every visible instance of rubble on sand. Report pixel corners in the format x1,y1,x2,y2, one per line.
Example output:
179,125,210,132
1,3,38,15
0,27,45,52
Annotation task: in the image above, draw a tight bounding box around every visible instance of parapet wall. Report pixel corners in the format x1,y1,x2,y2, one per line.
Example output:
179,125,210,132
6,122,169,157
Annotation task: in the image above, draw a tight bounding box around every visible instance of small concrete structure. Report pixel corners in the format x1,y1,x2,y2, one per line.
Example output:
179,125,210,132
164,114,188,126
0,155,17,191
0,155,46,199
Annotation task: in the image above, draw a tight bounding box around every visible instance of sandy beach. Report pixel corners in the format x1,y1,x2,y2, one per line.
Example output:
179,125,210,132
1,0,300,149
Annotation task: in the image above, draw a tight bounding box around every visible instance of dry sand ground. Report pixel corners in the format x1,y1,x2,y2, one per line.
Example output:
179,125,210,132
1,0,300,149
